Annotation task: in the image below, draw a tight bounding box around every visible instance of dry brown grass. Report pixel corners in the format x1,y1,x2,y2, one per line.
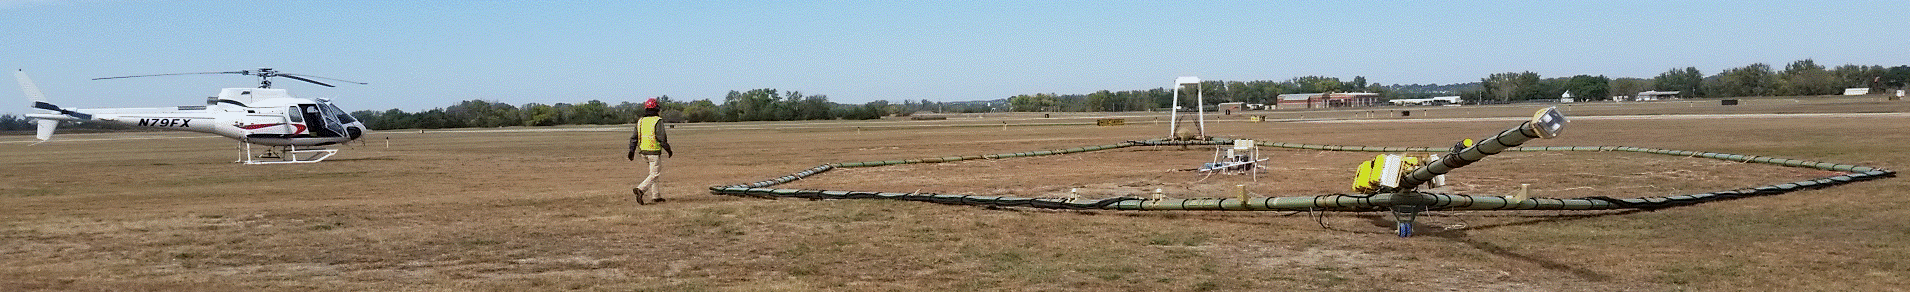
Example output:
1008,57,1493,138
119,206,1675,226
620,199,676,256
2,96,1907,291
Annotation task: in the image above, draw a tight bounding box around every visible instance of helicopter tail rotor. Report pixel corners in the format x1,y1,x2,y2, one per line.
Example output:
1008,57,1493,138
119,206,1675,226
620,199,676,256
31,101,92,120
16,70,93,145
16,70,93,120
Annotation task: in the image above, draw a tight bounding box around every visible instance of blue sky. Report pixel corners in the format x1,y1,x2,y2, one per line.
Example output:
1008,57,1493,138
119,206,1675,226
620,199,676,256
5,0,1906,113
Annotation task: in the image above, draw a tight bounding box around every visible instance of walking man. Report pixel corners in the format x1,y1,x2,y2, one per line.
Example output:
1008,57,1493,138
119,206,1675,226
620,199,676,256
628,98,674,205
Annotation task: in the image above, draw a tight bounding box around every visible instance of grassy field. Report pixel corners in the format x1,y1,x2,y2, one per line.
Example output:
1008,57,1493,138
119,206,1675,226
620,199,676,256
2,96,1907,291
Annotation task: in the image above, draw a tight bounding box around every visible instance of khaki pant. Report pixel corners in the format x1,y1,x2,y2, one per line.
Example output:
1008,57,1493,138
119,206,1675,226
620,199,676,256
637,154,663,201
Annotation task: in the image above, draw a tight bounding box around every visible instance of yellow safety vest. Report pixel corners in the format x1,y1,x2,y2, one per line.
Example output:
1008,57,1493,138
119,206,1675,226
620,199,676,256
638,116,663,152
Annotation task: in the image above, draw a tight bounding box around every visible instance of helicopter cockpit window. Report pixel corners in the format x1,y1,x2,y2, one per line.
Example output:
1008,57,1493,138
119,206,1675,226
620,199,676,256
319,102,357,123
287,106,303,123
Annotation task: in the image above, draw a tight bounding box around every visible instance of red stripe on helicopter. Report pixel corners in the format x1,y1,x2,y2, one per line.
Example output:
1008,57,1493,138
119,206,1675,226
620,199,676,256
238,123,308,134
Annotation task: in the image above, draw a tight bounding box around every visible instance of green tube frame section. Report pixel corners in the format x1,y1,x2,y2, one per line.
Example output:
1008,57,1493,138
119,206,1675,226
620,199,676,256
1398,123,1544,190
711,137,1896,212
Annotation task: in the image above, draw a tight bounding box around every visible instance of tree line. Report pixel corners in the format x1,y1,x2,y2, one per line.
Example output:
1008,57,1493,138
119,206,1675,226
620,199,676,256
1474,60,1909,103
1006,59,1907,109
346,89,1001,130
1008,76,1383,112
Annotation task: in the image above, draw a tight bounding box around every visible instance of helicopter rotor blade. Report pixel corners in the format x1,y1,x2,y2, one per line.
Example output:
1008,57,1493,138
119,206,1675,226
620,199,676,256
91,71,249,80
281,73,367,85
90,69,361,88
276,74,335,87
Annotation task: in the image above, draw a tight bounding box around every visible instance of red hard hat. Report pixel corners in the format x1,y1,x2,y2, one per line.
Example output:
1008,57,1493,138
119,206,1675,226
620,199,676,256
644,98,659,109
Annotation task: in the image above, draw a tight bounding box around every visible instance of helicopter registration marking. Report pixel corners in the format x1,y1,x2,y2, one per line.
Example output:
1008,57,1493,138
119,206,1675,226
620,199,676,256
138,118,193,127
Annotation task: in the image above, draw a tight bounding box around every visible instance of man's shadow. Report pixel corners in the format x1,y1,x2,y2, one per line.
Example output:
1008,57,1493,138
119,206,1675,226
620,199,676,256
1346,210,1646,281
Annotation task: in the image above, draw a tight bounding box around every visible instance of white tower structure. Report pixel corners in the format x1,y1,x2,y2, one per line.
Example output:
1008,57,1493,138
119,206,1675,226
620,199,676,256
1169,76,1205,139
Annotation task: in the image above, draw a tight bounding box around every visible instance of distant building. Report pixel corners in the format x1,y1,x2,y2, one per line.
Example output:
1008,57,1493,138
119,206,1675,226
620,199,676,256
1389,96,1462,106
1326,93,1382,108
1217,102,1246,114
1631,91,1681,101
1276,93,1321,109
1275,92,1381,109
1844,88,1872,95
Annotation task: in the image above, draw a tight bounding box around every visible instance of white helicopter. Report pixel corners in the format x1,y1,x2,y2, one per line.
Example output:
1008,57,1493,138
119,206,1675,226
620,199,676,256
16,68,369,164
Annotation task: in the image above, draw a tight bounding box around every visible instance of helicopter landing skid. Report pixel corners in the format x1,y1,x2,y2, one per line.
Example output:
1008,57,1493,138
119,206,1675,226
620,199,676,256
238,142,337,164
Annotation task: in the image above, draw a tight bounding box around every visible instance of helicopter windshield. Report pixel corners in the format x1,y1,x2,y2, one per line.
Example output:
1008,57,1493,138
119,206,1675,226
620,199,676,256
317,102,356,124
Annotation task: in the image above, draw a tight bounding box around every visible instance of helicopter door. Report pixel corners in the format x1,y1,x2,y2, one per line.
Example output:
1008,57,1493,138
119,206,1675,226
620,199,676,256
315,102,351,137
284,106,305,136
299,104,342,137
